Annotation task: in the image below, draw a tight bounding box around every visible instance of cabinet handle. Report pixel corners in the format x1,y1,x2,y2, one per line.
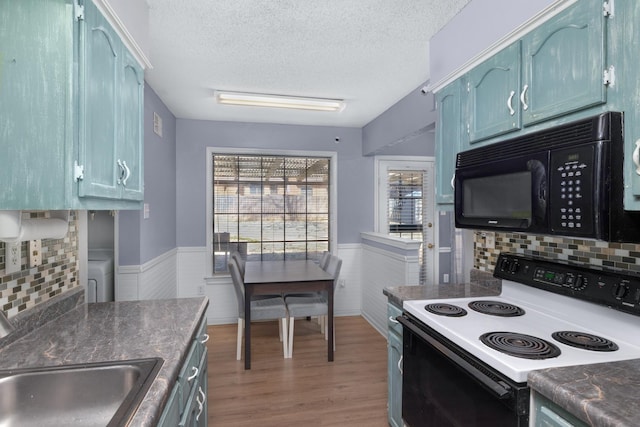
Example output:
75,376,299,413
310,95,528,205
507,90,515,116
117,159,126,184
200,333,210,344
121,161,131,186
520,84,529,111
188,366,199,382
634,140,640,175
196,387,205,421
389,316,399,324
398,355,403,374
450,174,455,190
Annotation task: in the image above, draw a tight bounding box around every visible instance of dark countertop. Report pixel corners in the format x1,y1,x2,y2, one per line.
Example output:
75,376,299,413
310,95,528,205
0,295,209,427
383,269,501,308
529,360,640,427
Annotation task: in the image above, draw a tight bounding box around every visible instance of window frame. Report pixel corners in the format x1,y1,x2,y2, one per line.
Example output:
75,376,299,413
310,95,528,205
206,147,338,277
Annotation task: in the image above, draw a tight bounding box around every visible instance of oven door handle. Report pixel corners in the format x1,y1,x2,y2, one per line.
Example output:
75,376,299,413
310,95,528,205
397,315,512,400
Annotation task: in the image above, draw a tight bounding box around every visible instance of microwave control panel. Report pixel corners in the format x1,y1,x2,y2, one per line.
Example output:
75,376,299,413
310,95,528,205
549,145,596,236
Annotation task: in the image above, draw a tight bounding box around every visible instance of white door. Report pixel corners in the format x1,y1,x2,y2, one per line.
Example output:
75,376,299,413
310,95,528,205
376,158,437,285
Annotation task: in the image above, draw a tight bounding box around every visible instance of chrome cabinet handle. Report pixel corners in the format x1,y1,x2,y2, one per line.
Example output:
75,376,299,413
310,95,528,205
121,161,131,186
389,316,399,324
116,159,125,184
634,140,640,175
398,355,403,374
196,387,205,420
520,84,529,111
450,174,455,190
200,333,210,344
187,366,199,382
507,90,515,116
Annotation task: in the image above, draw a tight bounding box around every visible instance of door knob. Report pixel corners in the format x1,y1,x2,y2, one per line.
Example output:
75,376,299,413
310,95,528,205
427,243,434,249
427,223,433,228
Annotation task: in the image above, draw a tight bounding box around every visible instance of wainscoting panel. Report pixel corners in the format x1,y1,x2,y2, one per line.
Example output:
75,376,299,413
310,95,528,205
361,234,421,336
117,249,177,301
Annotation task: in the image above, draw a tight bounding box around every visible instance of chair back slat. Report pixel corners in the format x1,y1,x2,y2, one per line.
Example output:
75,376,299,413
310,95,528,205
228,259,245,317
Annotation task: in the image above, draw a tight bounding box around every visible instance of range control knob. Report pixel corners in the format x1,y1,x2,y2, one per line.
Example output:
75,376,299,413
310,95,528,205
572,274,587,291
508,260,519,274
613,282,629,300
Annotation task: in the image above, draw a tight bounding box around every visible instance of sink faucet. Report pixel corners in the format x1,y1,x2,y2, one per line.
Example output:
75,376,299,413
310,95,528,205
0,310,14,339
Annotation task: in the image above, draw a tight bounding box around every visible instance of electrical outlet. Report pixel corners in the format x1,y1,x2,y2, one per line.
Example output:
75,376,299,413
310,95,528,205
338,279,346,288
5,242,21,274
197,285,205,295
29,239,42,268
443,273,450,283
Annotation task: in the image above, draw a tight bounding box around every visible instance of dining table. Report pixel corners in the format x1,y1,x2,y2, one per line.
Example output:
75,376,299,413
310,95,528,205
243,259,336,370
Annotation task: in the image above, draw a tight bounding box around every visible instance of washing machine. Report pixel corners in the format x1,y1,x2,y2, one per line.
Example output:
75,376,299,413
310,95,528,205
87,249,114,303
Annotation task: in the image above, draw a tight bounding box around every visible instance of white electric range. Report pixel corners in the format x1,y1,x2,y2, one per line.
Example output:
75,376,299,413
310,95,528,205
398,252,640,426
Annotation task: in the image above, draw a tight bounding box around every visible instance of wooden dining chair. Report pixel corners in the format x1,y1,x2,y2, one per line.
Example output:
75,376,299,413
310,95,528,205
228,259,289,360
285,255,342,358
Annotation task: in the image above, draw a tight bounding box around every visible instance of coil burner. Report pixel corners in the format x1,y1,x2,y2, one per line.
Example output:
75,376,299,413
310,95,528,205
552,331,619,352
424,303,467,317
480,332,561,359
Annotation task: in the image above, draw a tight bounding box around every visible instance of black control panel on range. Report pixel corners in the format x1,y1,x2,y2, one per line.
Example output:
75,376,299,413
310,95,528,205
494,252,640,316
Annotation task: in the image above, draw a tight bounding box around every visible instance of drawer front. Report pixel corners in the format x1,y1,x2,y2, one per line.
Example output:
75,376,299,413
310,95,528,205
387,303,403,336
178,341,200,410
195,316,209,359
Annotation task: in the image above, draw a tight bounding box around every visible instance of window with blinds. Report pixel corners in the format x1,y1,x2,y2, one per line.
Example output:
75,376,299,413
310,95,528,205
211,154,330,274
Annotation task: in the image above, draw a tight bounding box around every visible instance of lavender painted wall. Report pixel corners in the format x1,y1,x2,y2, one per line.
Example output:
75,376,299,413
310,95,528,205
429,0,556,85
362,83,436,157
175,120,370,246
119,84,177,266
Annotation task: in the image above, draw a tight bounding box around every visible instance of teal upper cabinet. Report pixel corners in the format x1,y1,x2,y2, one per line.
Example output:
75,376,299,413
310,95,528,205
521,0,608,126
0,0,144,210
435,80,463,206
79,1,144,202
467,42,522,144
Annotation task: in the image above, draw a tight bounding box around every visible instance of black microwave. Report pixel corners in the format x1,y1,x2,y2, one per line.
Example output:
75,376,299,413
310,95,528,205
454,111,640,242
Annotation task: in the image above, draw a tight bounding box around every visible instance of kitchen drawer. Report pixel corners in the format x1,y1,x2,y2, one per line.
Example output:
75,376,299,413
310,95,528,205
387,303,403,336
195,316,209,359
177,341,200,410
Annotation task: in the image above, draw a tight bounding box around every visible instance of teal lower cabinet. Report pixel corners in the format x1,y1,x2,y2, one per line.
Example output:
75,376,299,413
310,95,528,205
531,391,587,427
158,316,209,427
387,302,403,427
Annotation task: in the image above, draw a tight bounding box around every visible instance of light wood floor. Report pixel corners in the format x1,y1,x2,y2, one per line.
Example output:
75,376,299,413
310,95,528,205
205,316,389,426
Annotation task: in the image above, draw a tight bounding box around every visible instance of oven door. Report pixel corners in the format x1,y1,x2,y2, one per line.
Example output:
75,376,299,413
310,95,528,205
397,314,529,427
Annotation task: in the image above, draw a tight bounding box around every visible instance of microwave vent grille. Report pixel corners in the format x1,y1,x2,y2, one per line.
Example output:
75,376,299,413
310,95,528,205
456,112,619,168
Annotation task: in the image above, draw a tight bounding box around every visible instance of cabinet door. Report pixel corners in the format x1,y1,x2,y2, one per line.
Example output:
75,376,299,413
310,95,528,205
387,303,403,427
0,0,72,209
78,0,121,199
522,0,607,126
118,48,144,201
435,80,463,205
467,42,522,144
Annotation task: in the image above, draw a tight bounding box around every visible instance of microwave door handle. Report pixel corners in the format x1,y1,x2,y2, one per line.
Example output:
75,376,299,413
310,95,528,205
397,315,512,400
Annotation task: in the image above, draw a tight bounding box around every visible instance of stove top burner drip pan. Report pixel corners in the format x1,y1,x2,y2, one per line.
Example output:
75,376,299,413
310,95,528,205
468,300,526,317
480,332,561,360
552,331,619,352
424,303,467,317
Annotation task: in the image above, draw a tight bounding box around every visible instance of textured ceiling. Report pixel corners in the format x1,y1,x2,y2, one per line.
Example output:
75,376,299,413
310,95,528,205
144,0,471,127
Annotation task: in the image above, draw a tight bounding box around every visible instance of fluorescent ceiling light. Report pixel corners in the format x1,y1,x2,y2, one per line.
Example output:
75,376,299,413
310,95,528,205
215,91,345,112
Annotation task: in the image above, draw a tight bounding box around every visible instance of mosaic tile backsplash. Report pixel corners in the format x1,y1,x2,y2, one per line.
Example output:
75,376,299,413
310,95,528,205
474,231,640,274
0,211,78,318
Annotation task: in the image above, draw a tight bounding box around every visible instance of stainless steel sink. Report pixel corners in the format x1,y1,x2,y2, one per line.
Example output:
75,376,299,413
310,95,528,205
0,357,163,427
